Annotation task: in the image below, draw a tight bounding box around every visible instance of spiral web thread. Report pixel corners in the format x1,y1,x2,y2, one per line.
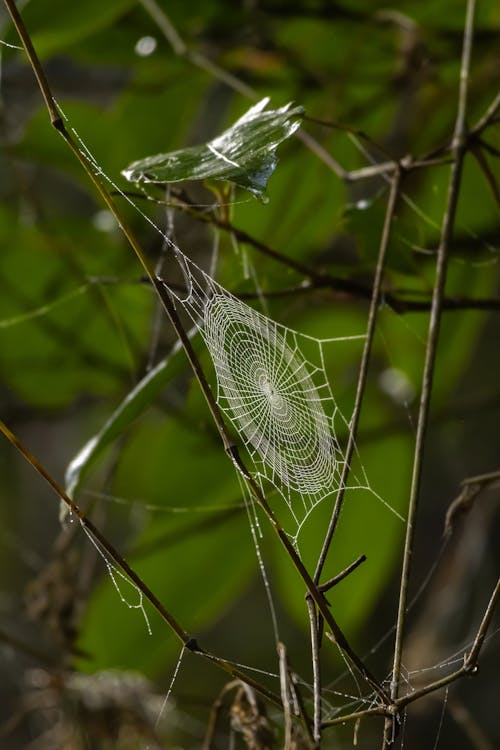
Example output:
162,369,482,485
160,248,377,541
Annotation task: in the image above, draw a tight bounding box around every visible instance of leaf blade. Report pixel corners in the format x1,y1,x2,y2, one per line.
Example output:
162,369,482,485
121,98,303,196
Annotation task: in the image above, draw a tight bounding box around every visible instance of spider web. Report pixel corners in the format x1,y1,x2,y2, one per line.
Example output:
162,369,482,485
155,245,389,543
64,120,401,546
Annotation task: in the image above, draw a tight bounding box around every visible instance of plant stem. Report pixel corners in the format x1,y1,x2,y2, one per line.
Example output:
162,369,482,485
306,596,322,744
384,1,477,745
314,167,402,584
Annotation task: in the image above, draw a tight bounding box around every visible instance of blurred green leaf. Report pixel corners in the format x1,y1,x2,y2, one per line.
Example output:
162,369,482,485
65,335,194,496
4,0,136,58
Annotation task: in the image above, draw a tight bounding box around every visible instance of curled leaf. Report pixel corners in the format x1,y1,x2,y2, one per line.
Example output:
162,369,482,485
122,97,303,197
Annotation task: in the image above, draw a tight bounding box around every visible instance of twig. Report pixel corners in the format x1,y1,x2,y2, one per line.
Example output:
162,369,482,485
469,91,500,136
305,171,400,735
0,417,283,707
137,0,254,97
277,642,316,747
305,552,366,742
321,576,499,731
321,706,390,728
471,145,500,209
314,167,402,584
385,1,477,744
395,576,499,710
305,598,321,745
287,672,316,746
318,554,367,593
278,643,294,748
154,189,378,302
445,468,500,537
111,189,500,314
202,680,239,750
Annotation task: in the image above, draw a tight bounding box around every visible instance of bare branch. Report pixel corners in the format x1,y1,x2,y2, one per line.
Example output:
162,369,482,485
314,168,402,583
388,0,478,729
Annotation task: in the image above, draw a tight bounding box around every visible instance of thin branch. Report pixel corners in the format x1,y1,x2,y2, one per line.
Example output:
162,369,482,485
395,576,499,710
471,145,500,209
278,643,294,747
138,0,254,97
322,574,499,729
306,173,402,738
445,468,500,537
305,597,322,745
228,444,389,702
387,0,477,730
477,137,500,158
149,189,378,303
303,114,398,162
287,671,316,746
0,417,283,707
321,706,390,728
470,90,500,135
113,189,500,313
296,128,346,178
466,575,500,664
314,167,402,584
3,0,60,126
318,554,367,593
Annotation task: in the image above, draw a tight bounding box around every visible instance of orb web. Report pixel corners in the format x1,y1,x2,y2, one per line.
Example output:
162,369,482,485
155,251,357,536
203,293,339,497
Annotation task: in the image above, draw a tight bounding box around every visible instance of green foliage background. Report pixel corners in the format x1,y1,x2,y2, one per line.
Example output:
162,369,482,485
0,1,499,748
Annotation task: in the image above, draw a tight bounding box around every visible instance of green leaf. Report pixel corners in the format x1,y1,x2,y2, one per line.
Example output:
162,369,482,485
121,97,303,197
65,334,195,497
